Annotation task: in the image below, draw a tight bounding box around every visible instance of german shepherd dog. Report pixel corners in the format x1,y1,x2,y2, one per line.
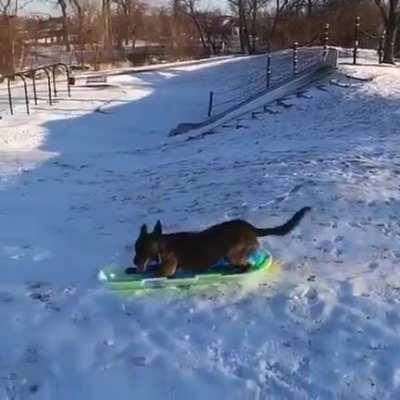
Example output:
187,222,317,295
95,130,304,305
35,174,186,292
132,207,311,278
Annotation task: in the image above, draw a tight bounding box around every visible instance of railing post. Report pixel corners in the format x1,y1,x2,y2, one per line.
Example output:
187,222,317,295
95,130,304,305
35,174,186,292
54,63,71,97
65,66,71,97
378,31,386,64
208,91,214,117
52,65,57,97
323,23,330,58
7,77,13,115
293,42,299,75
15,73,30,115
353,16,360,65
4,63,69,117
266,53,271,88
31,71,38,105
43,67,53,105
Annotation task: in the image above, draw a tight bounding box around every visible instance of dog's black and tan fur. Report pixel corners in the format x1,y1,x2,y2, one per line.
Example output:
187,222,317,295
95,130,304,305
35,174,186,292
133,207,311,277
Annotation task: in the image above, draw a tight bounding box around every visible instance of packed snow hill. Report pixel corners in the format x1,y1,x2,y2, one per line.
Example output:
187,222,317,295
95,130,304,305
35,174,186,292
0,53,400,399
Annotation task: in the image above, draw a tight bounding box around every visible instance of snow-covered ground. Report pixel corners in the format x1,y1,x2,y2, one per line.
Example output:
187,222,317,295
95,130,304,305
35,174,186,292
0,47,323,119
1,54,400,399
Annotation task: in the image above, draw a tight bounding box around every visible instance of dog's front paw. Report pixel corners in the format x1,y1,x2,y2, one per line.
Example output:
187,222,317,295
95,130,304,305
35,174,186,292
232,264,251,274
125,267,137,275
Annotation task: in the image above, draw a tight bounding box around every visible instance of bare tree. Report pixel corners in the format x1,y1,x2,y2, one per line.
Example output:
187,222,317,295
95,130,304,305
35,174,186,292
301,0,320,17
0,0,32,15
269,0,291,45
374,0,400,63
227,0,251,52
113,0,146,48
0,0,12,14
69,0,84,64
102,0,112,51
198,9,231,53
248,0,269,52
170,0,187,49
239,0,251,52
180,0,208,50
56,0,71,51
0,0,32,74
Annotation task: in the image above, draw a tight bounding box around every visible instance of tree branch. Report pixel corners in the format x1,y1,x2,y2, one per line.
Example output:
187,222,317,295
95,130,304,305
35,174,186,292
374,0,389,24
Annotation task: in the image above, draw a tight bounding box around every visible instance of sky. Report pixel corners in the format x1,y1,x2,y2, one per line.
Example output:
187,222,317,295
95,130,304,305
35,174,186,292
23,0,225,16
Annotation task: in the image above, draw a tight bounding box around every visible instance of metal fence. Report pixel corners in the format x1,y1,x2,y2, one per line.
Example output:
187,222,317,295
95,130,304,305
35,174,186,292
207,25,330,118
206,18,384,118
3,62,72,115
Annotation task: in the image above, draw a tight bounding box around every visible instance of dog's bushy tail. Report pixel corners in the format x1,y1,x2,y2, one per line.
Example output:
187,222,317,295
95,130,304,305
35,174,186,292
254,207,311,237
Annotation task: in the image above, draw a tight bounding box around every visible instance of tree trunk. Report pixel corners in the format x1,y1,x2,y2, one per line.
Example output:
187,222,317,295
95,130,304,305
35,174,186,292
204,29,216,55
268,0,281,50
102,0,112,52
237,0,245,53
210,40,216,54
58,0,71,51
3,15,16,74
70,0,84,64
383,17,398,63
239,23,245,52
375,0,400,64
126,16,130,46
131,26,136,49
78,17,83,66
77,8,84,66
250,0,257,53
238,0,250,53
61,13,70,51
242,11,251,53
190,14,208,50
269,15,279,49
306,0,313,18
122,3,130,47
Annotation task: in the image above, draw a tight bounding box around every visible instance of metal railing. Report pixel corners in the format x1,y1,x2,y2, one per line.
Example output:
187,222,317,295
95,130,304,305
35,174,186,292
4,62,72,116
352,16,386,65
207,18,386,118
207,26,330,118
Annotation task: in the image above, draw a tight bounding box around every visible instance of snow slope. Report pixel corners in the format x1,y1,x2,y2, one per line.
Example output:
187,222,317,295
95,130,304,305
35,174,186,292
0,48,323,119
1,54,400,399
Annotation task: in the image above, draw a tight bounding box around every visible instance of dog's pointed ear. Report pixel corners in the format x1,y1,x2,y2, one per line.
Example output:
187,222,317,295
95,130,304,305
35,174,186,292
140,224,148,237
153,220,162,237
